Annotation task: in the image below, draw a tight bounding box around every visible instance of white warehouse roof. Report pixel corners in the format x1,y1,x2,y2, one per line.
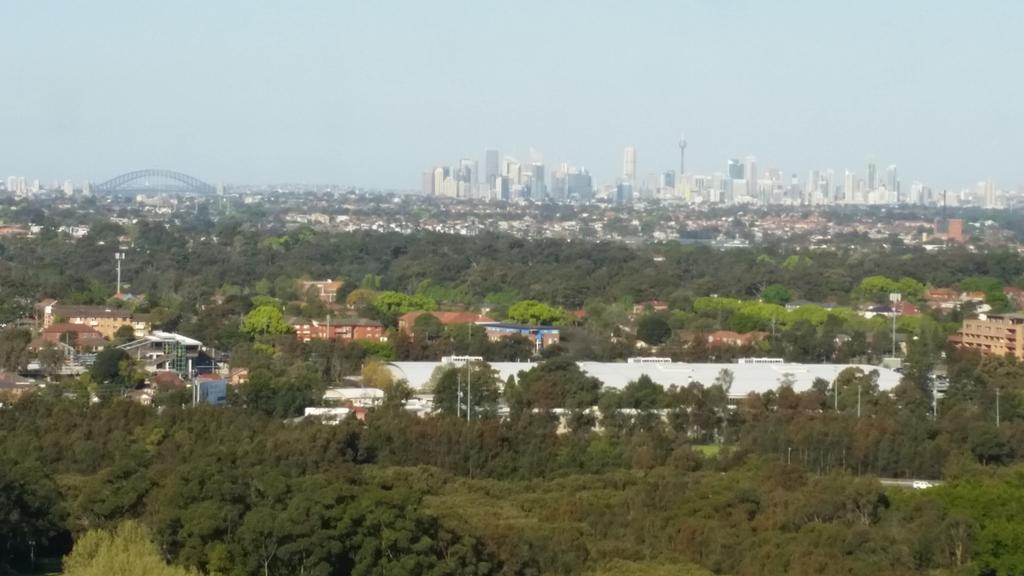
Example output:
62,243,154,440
386,360,902,399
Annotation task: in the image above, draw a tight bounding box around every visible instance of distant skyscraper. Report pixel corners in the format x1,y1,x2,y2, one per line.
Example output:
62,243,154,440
978,179,996,209
615,181,633,205
843,170,855,203
484,149,499,190
727,159,743,180
867,161,877,191
529,162,546,198
551,165,593,203
744,156,758,202
62,180,74,196
886,165,898,198
623,147,637,182
502,157,522,186
661,171,676,190
433,166,450,197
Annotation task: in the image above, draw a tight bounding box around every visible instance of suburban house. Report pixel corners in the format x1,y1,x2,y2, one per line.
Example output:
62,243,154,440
0,372,35,400
632,300,669,315
785,300,839,312
397,311,495,334
290,317,385,343
1004,287,1024,310
707,330,768,348
43,302,151,339
297,279,344,304
925,288,960,311
861,302,920,319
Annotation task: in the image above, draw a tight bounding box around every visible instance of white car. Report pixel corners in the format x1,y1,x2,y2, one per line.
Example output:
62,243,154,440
911,480,933,490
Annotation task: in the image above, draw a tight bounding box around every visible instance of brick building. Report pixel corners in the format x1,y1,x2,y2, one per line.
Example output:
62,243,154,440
397,311,494,334
34,323,107,351
291,318,385,343
43,303,151,339
951,313,1024,361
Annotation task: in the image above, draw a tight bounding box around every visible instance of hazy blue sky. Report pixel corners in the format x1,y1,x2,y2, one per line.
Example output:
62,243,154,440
2,1,1022,190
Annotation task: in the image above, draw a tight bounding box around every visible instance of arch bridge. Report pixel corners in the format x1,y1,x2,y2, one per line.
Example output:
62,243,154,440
95,169,216,194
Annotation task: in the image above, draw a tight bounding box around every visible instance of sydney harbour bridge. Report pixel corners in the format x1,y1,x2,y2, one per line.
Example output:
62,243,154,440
94,169,217,195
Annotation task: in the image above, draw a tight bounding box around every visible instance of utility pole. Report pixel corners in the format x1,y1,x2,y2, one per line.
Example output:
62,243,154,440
857,383,862,418
457,373,462,419
834,380,839,413
467,324,473,423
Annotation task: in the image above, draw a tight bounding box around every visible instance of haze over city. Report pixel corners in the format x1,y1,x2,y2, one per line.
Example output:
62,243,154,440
2,1,1023,190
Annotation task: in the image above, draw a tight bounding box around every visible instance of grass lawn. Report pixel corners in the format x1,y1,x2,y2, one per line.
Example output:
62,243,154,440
693,444,722,457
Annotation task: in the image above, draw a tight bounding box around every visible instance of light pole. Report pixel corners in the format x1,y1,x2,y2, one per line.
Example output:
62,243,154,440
889,292,901,358
114,252,126,295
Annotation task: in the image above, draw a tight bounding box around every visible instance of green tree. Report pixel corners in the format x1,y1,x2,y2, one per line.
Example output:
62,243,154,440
0,326,31,372
372,292,437,316
113,324,137,342
507,300,564,325
412,313,445,342
0,459,65,569
430,360,502,417
637,314,672,346
242,305,290,337
64,521,196,576
37,344,65,380
90,347,131,397
761,283,792,305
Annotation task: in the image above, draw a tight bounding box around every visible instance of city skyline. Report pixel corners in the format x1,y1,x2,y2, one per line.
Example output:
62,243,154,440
2,1,1023,190
419,142,1010,209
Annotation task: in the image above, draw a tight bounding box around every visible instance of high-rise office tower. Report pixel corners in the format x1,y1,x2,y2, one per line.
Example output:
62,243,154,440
886,165,898,195
867,161,877,191
727,159,744,180
623,147,637,182
484,149,499,190
529,162,546,198
843,171,855,203
432,166,449,197
744,156,758,188
978,179,996,209
502,157,522,186
661,171,676,190
457,159,478,198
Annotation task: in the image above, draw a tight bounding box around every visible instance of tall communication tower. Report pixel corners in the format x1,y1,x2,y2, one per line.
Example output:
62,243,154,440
115,252,126,295
678,134,688,174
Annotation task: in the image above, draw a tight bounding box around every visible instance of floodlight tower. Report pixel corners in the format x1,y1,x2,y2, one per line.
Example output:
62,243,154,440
114,252,126,295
